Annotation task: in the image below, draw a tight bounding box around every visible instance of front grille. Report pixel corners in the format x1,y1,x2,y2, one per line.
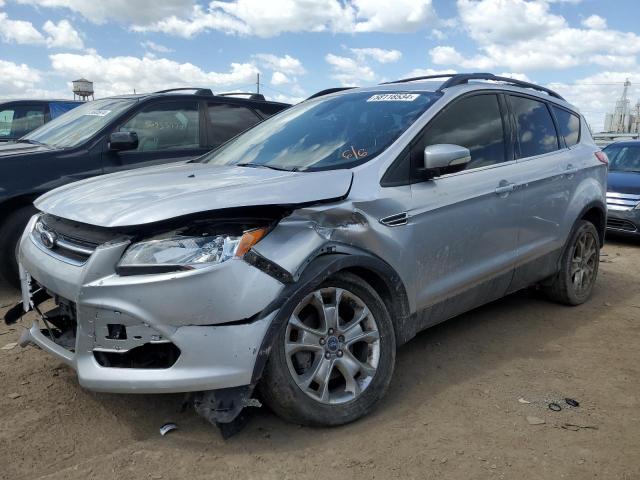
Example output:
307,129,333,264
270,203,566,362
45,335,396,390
606,192,640,211
32,217,98,265
607,218,638,232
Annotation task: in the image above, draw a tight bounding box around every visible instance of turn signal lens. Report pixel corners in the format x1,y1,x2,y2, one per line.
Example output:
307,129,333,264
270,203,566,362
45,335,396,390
235,228,268,257
595,151,609,165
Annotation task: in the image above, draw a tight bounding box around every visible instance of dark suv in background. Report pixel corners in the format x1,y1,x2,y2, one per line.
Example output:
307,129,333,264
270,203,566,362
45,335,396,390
0,88,289,286
0,99,81,143
603,140,640,236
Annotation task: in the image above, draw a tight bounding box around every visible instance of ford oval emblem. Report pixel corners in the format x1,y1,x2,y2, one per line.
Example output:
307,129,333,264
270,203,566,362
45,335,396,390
40,230,57,249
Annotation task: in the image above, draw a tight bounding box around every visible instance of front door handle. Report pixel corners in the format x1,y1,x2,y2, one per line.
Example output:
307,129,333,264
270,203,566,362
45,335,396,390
495,182,517,195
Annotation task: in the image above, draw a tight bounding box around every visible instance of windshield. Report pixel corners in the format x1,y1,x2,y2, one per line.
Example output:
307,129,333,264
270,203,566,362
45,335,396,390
22,98,135,148
604,144,640,173
200,91,439,171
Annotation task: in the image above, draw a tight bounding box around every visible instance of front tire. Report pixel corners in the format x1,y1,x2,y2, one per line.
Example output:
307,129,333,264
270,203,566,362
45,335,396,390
261,271,396,426
0,205,37,289
543,220,600,305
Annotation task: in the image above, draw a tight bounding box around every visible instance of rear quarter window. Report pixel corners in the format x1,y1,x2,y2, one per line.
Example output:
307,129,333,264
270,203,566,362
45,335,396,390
552,106,580,147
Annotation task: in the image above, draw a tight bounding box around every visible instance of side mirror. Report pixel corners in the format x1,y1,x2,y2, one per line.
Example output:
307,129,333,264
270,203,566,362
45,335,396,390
109,131,138,151
423,144,471,176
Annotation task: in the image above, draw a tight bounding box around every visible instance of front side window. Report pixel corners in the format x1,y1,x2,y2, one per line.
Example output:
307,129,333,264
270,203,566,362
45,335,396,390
0,105,45,140
604,145,640,173
421,94,507,170
23,98,135,148
510,96,559,158
552,106,580,147
207,103,261,146
120,101,200,152
200,91,439,171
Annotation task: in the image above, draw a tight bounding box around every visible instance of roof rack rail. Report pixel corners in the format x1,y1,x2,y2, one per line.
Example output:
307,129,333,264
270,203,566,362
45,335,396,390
217,92,266,101
154,87,214,96
306,87,357,100
154,87,213,96
382,72,565,100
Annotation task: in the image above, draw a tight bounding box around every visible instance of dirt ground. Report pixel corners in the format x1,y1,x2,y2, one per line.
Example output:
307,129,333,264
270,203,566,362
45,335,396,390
1,237,639,480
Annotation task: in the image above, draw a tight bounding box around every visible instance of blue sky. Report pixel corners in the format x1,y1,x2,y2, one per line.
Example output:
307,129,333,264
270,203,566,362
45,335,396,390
1,0,639,130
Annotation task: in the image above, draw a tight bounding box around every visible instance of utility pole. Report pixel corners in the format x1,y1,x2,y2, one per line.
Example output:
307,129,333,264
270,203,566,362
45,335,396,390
256,73,260,94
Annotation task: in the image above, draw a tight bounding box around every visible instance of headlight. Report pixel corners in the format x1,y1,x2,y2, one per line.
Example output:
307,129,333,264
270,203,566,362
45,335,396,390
117,228,267,275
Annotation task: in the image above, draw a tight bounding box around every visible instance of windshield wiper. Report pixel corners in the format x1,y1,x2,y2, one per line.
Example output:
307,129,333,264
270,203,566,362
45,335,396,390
17,139,47,146
237,162,298,172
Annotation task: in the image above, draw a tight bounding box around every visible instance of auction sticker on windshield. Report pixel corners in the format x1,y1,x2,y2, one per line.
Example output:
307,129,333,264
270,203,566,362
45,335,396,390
84,110,111,117
367,93,420,102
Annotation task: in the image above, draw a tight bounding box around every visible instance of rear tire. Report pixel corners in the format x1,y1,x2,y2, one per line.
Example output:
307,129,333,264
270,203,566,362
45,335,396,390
260,271,396,426
0,205,37,289
543,220,600,305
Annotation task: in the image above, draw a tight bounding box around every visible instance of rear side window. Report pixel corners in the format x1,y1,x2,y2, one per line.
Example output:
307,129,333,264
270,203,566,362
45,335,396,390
119,101,199,152
552,106,580,147
421,94,507,169
510,96,559,158
0,104,46,139
207,103,261,146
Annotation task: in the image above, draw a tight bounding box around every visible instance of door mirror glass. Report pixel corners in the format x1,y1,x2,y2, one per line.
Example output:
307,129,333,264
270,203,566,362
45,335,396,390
109,131,139,151
423,144,471,173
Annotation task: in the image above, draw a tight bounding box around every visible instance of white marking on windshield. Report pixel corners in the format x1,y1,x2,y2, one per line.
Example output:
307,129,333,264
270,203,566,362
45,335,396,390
367,93,420,102
84,110,111,117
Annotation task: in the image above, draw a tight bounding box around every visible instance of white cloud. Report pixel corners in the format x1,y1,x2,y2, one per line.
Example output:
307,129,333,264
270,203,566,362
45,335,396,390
43,19,84,49
0,59,42,94
254,53,306,76
498,72,532,82
0,12,44,44
351,0,437,33
581,14,607,30
325,47,403,86
429,0,640,71
325,53,376,86
402,67,457,79
270,71,290,86
48,52,260,97
16,0,195,24
140,40,173,53
0,12,84,49
135,0,439,38
350,47,401,64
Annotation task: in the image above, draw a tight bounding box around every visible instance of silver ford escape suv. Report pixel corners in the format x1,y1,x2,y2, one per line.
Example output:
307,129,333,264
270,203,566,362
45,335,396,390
8,73,608,433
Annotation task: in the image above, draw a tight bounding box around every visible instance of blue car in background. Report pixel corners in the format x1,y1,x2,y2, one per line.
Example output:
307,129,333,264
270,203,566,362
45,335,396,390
604,141,640,237
0,99,81,143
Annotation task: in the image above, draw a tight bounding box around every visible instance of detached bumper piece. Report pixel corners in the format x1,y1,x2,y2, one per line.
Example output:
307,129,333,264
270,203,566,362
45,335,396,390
193,385,262,439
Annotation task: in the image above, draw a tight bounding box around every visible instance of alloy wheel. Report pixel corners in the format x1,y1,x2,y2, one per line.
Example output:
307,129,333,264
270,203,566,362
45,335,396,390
284,287,381,405
571,230,598,296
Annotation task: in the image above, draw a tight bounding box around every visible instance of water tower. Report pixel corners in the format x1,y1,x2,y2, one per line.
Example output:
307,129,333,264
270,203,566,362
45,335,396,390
72,78,94,101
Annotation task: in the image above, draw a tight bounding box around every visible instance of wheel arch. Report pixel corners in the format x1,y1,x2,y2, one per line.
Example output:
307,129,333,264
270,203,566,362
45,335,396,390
579,202,606,247
250,248,412,385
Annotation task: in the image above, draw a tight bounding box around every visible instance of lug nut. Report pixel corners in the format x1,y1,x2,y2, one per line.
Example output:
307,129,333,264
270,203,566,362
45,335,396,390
325,352,332,359
319,338,326,345
337,350,343,357
328,328,334,335
338,335,345,342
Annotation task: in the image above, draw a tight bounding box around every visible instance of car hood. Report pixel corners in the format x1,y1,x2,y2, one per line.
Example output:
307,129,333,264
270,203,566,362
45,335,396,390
607,171,640,194
0,142,53,156
35,162,353,228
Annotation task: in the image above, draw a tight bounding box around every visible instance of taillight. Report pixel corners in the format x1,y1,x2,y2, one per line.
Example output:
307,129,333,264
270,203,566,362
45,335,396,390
595,151,609,165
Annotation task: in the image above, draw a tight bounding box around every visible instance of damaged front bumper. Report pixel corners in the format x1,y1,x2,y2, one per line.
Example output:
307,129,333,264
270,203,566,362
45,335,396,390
15,215,284,394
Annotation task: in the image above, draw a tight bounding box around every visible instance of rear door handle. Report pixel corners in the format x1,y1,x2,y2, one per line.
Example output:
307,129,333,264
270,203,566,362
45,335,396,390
495,182,516,195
